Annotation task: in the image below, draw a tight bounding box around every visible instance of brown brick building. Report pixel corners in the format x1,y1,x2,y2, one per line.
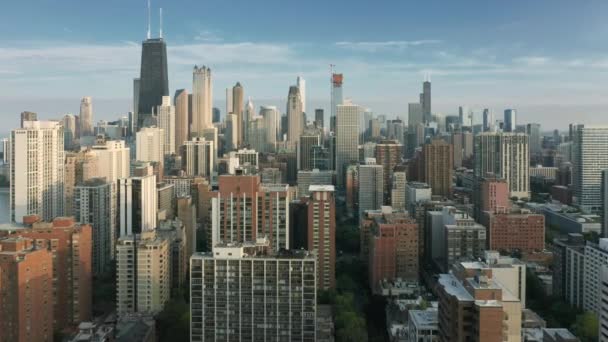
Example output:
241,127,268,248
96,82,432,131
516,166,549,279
362,207,419,293
483,209,545,253
375,140,403,203
421,139,453,197
8,216,93,330
0,237,54,342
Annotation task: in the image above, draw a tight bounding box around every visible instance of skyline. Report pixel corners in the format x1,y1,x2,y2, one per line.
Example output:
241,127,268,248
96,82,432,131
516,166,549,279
2,0,608,134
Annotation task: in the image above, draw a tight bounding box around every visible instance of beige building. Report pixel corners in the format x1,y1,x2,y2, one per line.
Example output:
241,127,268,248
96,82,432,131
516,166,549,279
116,230,170,316
174,89,189,149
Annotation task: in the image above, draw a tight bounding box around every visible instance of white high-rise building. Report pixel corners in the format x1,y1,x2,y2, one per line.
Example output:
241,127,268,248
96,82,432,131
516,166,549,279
335,101,362,189
192,66,212,137
358,158,384,220
10,121,65,223
244,97,255,145
572,125,608,214
181,138,214,177
156,95,175,156
90,140,131,184
260,106,279,152
80,96,93,136
297,76,306,114
287,86,303,148
118,174,157,237
116,230,169,316
62,114,77,148
583,239,608,315
474,132,530,199
136,127,165,164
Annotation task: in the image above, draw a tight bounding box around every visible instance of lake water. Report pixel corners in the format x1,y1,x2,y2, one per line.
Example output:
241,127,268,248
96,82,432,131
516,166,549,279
0,188,8,223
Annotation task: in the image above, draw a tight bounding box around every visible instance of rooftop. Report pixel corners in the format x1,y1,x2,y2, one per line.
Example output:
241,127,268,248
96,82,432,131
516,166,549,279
438,273,473,301
408,309,438,328
309,185,335,192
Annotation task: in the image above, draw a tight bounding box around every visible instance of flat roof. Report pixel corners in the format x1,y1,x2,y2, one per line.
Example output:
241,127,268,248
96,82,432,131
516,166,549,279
309,185,335,192
438,273,473,301
409,309,438,328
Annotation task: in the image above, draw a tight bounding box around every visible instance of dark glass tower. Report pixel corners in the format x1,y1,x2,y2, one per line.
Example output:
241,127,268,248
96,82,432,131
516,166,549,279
137,38,169,128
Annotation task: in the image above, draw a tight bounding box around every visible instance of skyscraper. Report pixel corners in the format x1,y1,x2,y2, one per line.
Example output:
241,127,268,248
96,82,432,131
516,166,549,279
474,132,530,199
483,108,493,132
181,138,214,177
225,113,238,151
526,123,542,156
232,82,244,146
422,139,453,197
305,185,336,290
79,96,93,136
137,37,169,128
10,121,65,223
504,109,517,132
118,174,157,237
297,75,306,114
330,73,343,132
335,101,361,189
375,140,403,203
192,66,212,137
422,80,431,123
133,78,140,131
261,105,279,152
287,85,303,148
315,109,324,129
156,95,175,156
174,89,189,149
358,159,384,220
20,110,37,128
572,125,608,214
62,113,77,148
225,87,232,116
299,133,321,171
244,97,254,144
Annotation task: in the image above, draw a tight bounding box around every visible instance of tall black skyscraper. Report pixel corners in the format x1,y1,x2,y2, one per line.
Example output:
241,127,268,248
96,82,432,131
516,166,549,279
422,80,431,123
137,38,169,128
315,109,324,129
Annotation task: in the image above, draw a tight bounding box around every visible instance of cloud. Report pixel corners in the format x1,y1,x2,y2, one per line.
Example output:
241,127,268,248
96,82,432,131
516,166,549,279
194,30,223,42
513,56,550,66
335,40,441,52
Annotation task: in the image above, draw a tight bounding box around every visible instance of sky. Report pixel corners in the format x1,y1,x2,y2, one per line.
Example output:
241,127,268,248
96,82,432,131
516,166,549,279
1,0,608,136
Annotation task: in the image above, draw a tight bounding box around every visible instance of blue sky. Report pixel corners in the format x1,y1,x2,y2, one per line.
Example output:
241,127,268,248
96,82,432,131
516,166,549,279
1,0,608,135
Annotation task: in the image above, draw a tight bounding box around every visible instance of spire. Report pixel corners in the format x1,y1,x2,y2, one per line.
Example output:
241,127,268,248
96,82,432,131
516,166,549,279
147,0,151,39
159,7,163,38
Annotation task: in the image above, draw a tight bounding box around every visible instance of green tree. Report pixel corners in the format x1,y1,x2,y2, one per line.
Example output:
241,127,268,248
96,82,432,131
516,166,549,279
156,297,190,342
572,312,599,342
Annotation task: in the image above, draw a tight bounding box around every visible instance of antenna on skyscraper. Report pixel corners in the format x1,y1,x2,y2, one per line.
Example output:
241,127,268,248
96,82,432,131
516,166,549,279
147,0,151,39
159,8,163,38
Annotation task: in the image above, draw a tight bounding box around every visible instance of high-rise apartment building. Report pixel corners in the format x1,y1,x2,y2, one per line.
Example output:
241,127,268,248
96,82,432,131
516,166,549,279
192,66,212,137
600,265,608,340
136,126,164,165
376,140,403,203
74,178,114,275
526,123,542,156
421,139,453,198
474,132,530,199
303,185,336,290
572,125,608,214
138,37,169,127
0,237,53,342
484,209,545,253
10,121,65,223
20,110,37,128
503,109,517,132
315,109,324,129
118,175,157,237
442,207,487,272
551,233,586,308
358,159,384,220
1,137,9,164
336,101,362,189
116,230,170,316
211,175,291,250
9,217,93,330
190,239,317,342
232,82,244,146
62,113,77,148
287,85,303,148
391,168,407,211
583,239,608,315
482,108,493,132
64,150,99,217
225,113,238,151
79,96,93,136
299,133,321,171
156,95,175,156
366,208,419,293
181,137,214,177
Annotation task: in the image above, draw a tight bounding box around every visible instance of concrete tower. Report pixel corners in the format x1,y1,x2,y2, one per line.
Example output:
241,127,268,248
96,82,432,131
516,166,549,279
79,96,93,136
192,66,212,137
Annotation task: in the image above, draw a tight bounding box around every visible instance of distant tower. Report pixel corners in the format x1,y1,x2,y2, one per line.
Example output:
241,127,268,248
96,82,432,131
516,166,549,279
156,95,175,156
482,108,493,132
335,101,362,189
80,96,93,136
20,111,37,128
504,109,517,132
287,86,303,147
422,79,432,123
297,76,306,114
137,2,169,128
174,89,189,149
192,66,212,137
232,82,244,146
260,106,279,152
330,71,343,132
244,97,254,144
